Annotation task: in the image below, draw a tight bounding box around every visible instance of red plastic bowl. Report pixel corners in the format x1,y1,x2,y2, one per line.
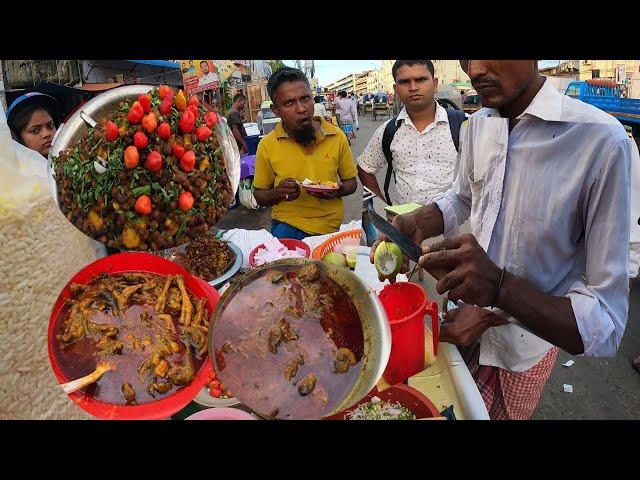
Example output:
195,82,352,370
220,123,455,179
47,252,220,420
324,384,440,420
248,238,311,267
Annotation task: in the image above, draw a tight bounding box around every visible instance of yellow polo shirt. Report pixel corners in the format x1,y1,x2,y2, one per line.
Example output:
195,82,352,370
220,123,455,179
254,117,357,235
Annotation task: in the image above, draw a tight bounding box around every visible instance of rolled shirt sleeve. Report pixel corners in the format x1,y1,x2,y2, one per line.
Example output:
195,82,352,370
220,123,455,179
567,138,631,356
357,121,389,175
253,139,275,190
428,121,472,237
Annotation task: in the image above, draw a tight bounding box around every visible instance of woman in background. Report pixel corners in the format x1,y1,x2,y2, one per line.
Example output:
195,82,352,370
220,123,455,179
6,92,60,158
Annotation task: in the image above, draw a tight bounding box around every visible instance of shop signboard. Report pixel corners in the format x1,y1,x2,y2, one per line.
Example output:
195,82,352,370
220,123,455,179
180,60,220,95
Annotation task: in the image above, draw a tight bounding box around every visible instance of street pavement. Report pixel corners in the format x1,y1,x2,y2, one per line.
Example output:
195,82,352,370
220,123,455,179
218,113,640,419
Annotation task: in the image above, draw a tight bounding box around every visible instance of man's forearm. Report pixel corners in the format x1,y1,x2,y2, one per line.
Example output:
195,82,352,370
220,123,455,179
357,166,385,200
232,126,247,149
340,177,357,197
254,187,281,207
495,272,584,355
412,203,446,240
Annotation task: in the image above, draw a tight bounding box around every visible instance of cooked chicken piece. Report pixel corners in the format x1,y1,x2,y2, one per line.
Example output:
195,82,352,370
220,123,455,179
336,347,357,366
167,288,181,312
334,360,349,374
147,379,173,395
155,359,169,377
98,289,119,313
113,284,143,312
278,318,298,342
122,383,137,405
87,321,119,339
96,338,124,356
192,298,206,327
155,275,174,313
298,374,317,396
268,325,282,355
175,275,193,326
182,327,208,358
167,351,195,386
266,270,285,283
156,313,176,332
284,354,305,381
69,283,89,297
298,264,319,283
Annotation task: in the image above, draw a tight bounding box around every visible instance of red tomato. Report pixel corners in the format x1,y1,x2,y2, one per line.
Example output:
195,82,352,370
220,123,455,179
133,131,148,149
127,102,144,124
178,191,194,212
142,112,158,134
172,143,185,160
158,85,172,100
195,126,212,142
187,104,199,119
145,151,163,172
134,195,152,215
105,120,119,142
204,112,218,128
157,122,171,140
188,95,200,107
179,150,196,172
178,110,196,134
137,94,152,114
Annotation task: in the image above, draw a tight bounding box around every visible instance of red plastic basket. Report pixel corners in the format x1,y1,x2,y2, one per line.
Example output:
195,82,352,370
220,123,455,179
248,238,311,267
311,229,362,260
47,252,220,420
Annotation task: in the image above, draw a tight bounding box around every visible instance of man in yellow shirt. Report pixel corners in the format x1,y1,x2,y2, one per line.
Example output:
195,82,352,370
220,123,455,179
254,67,357,239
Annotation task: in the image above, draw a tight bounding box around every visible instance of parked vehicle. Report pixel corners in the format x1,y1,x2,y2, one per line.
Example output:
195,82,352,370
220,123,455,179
461,89,482,114
565,79,640,139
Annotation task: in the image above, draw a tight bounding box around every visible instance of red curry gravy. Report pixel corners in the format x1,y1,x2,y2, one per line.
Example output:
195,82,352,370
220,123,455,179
52,273,205,406
213,264,364,419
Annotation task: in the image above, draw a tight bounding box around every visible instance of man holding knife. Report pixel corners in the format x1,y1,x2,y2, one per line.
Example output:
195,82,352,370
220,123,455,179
372,60,638,419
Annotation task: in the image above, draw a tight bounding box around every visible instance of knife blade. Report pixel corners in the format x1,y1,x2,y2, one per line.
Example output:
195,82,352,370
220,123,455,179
367,204,448,280
367,204,422,263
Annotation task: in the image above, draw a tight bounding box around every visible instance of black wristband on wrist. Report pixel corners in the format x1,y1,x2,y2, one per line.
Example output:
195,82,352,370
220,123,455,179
492,267,507,307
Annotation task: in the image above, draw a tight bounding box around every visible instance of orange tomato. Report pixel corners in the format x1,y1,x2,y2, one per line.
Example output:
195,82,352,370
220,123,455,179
123,146,139,169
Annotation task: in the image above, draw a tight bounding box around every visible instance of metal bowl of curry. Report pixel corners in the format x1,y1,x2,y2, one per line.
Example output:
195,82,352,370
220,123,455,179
208,258,391,419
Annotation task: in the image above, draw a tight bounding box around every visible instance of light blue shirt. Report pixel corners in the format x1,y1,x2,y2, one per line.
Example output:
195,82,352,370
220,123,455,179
430,79,636,371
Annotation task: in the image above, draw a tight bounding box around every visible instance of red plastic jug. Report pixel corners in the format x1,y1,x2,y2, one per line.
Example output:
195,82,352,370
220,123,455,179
378,282,439,385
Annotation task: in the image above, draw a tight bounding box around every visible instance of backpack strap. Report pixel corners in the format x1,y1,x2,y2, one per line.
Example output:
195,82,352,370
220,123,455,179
446,108,467,152
382,117,401,205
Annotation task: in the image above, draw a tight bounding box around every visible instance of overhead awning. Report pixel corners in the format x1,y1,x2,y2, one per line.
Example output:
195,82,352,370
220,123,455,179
126,60,179,69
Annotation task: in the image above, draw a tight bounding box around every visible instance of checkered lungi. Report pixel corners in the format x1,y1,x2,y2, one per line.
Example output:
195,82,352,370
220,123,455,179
459,343,558,420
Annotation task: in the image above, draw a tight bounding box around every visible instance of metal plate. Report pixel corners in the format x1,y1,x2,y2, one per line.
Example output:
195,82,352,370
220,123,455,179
48,84,240,213
161,240,243,288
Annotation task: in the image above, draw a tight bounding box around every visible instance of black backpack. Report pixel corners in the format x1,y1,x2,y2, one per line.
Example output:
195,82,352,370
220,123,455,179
381,105,466,205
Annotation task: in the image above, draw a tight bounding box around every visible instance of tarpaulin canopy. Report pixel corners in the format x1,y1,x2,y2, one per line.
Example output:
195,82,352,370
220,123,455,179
126,60,179,69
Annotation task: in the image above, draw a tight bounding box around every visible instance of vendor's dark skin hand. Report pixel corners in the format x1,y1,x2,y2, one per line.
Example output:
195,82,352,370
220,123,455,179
440,300,509,347
421,233,502,307
306,177,357,200
369,211,436,283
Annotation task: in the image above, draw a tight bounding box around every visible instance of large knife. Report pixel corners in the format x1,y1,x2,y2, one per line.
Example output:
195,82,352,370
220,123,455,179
367,203,447,280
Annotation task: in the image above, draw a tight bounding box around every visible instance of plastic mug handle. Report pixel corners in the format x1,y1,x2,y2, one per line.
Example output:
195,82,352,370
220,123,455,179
425,301,439,356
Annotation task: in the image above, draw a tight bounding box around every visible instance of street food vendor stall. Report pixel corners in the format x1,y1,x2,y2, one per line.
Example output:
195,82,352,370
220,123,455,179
1,84,488,420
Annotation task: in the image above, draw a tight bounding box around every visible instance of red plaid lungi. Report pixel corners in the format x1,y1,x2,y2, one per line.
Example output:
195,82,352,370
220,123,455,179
460,343,558,420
